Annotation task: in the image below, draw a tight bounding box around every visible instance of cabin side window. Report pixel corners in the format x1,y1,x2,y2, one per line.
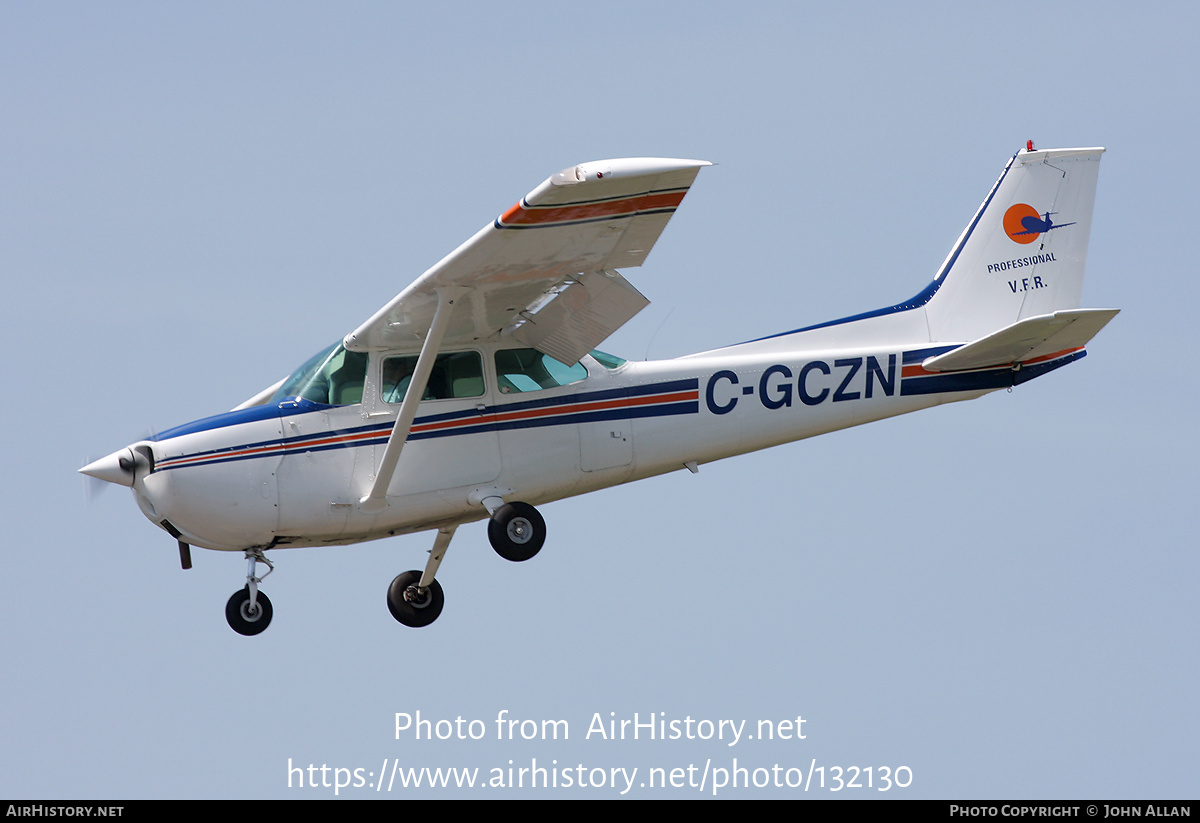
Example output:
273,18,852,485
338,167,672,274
381,351,484,403
494,348,588,393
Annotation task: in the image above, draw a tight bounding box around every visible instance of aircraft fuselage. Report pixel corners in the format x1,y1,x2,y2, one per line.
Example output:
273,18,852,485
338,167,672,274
129,338,1075,553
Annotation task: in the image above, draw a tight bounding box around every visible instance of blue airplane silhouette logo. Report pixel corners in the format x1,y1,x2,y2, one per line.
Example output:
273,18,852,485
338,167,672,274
1012,211,1075,237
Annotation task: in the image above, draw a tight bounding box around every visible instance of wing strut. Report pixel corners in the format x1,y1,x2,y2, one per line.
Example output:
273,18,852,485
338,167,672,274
359,288,462,512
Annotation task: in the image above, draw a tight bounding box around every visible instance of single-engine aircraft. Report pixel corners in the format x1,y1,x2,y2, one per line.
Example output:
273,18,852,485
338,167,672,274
82,144,1118,635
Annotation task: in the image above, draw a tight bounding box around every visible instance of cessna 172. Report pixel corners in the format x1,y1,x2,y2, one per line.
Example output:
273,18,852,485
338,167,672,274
81,144,1117,635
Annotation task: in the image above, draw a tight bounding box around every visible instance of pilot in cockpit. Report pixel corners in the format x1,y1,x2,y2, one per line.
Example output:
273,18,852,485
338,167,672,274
381,357,415,404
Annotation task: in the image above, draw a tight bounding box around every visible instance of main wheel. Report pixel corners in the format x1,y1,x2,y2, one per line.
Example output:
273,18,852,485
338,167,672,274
226,586,273,636
487,502,546,562
387,571,444,627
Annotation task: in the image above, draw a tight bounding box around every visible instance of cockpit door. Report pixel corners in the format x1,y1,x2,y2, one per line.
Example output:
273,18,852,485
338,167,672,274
365,349,501,498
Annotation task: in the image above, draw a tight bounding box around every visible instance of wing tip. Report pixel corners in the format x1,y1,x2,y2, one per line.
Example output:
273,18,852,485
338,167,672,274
551,157,712,187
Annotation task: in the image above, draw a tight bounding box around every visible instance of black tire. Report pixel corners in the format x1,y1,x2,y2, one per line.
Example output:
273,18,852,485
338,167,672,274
487,502,546,562
226,586,273,636
387,571,444,627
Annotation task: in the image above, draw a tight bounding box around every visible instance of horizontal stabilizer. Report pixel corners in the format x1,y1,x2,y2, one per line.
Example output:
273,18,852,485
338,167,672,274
922,309,1120,372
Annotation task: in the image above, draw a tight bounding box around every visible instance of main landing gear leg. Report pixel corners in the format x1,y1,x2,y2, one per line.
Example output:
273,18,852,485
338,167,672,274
226,549,274,636
387,526,453,628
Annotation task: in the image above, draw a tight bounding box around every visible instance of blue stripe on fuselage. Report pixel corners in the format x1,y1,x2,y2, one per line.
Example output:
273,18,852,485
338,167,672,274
152,380,699,471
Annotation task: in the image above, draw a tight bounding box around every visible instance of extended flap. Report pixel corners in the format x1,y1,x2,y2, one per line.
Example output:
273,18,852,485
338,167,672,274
510,269,649,365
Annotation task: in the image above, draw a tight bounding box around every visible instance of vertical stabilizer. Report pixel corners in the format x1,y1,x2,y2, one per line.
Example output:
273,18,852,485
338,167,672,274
924,147,1104,342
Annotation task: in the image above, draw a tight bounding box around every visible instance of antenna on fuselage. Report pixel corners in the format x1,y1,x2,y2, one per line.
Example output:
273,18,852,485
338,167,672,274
643,307,675,361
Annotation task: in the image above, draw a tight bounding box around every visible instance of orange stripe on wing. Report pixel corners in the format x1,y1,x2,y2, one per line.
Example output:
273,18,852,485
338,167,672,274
499,190,686,226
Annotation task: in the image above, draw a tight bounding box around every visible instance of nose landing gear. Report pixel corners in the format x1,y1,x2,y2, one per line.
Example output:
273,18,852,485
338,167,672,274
226,549,274,636
226,586,273,635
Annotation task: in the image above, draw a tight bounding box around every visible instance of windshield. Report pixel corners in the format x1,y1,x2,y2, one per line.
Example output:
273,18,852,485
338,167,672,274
270,341,367,406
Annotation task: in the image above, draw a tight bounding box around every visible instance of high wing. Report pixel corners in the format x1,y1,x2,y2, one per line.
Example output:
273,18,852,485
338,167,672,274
344,157,711,365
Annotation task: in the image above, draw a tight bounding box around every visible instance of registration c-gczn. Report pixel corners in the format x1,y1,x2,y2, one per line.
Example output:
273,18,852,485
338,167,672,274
704,355,897,415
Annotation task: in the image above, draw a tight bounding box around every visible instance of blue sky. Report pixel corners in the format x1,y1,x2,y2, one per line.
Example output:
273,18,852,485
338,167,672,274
3,1,1196,798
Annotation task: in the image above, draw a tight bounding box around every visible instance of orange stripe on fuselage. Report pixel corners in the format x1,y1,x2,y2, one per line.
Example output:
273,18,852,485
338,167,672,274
410,390,699,434
159,388,701,468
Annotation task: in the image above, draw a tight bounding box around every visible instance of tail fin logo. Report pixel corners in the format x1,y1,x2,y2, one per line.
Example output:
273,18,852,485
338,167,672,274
1003,204,1076,245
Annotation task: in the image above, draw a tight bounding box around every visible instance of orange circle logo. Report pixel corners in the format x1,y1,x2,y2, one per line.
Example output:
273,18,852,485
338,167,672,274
1004,204,1042,244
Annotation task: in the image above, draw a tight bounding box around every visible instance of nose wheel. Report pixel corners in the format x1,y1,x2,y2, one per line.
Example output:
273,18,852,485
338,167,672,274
226,549,274,635
226,586,273,635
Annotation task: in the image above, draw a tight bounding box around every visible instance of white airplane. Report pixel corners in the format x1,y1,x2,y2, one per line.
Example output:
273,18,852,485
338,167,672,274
81,144,1117,635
